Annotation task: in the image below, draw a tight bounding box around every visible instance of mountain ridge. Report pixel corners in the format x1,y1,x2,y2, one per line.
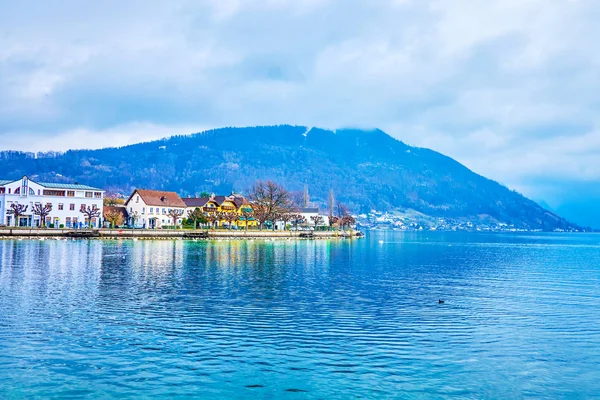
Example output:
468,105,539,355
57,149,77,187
0,125,579,231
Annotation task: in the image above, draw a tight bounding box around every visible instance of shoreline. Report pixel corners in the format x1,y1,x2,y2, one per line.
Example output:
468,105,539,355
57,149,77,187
0,228,363,240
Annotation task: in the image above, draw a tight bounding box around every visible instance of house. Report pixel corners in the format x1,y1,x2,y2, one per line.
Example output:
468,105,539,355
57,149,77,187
182,193,258,229
125,189,187,228
0,175,104,228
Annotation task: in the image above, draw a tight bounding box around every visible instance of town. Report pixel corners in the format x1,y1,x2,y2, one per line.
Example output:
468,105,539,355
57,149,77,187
0,176,354,232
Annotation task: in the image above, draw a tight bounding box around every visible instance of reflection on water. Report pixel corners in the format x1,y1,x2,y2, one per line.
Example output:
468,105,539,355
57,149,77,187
1,233,600,399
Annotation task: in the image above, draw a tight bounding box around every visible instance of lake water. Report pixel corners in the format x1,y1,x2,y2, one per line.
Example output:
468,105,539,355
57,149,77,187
1,232,599,399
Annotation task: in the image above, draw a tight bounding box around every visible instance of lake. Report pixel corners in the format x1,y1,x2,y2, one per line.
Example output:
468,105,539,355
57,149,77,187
1,232,599,399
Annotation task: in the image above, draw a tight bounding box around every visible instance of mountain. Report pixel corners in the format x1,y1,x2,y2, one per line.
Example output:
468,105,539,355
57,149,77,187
0,125,579,230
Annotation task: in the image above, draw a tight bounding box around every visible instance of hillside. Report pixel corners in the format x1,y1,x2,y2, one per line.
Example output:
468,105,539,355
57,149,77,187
0,125,577,230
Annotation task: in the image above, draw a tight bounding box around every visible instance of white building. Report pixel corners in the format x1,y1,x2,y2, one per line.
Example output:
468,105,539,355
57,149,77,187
0,176,104,228
125,189,187,228
274,207,330,230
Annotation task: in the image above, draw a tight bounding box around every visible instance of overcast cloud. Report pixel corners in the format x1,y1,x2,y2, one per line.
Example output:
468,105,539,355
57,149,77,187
1,0,600,213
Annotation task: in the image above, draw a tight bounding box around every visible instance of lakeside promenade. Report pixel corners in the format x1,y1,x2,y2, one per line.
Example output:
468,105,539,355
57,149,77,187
0,228,363,240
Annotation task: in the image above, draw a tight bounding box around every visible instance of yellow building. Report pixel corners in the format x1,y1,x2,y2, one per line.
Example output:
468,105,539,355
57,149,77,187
182,194,257,228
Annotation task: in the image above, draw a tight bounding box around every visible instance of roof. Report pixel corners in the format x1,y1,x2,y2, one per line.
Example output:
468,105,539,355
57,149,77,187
0,177,102,191
297,208,320,213
38,182,102,190
128,189,186,208
182,197,210,208
183,194,251,209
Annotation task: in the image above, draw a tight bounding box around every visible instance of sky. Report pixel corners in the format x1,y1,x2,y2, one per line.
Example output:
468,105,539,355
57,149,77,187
1,0,600,225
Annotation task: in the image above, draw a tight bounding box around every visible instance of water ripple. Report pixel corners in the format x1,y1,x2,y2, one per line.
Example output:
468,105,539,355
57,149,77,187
1,233,600,398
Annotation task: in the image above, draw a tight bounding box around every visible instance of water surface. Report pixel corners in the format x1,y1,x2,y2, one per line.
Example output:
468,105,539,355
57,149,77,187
1,232,599,398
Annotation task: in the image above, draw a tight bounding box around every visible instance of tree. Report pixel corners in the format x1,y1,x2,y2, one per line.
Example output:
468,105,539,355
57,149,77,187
340,215,356,232
252,204,270,231
291,214,306,231
187,207,206,229
103,193,125,207
310,215,324,230
105,209,125,228
249,180,294,229
278,213,294,232
204,211,219,229
214,211,228,229
336,203,353,231
303,185,310,208
328,189,335,226
32,203,52,227
7,203,28,227
240,206,254,231
167,209,184,227
223,212,239,229
80,205,101,228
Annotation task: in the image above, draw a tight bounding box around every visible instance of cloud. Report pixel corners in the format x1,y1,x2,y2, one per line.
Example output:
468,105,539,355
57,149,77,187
0,123,209,153
1,0,600,206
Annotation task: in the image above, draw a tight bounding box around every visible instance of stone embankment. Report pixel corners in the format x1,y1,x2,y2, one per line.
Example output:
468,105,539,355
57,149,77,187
0,228,363,240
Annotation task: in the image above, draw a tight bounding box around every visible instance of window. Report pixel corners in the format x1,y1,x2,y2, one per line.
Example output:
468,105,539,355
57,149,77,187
0,188,4,194
70,204,75,211
43,190,65,196
8,188,11,194
94,192,101,198
136,196,139,203
14,188,20,194
85,192,93,198
67,191,74,197
149,207,153,214
58,203,64,210
162,208,166,214
38,189,40,195
142,207,145,214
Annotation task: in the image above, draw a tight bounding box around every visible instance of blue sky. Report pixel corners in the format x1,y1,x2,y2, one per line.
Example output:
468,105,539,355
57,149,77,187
1,0,599,225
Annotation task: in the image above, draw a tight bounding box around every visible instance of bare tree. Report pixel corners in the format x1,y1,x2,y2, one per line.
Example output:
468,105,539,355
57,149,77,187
32,203,52,227
80,205,101,228
249,181,293,229
105,209,125,228
328,189,335,225
336,204,353,231
279,213,294,232
7,203,28,227
223,212,239,229
340,215,356,232
291,214,306,231
252,204,270,231
303,185,310,208
204,211,218,229
240,206,254,231
167,209,184,227
310,215,324,230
